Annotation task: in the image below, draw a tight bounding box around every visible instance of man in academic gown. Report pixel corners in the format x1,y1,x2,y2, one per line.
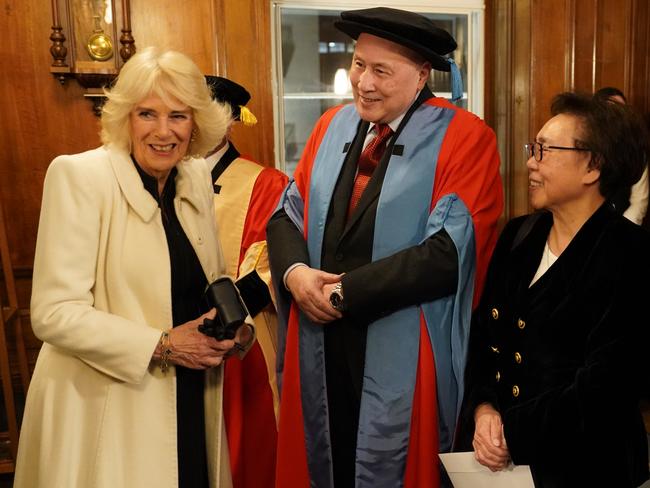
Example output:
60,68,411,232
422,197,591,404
205,76,288,488
266,7,503,488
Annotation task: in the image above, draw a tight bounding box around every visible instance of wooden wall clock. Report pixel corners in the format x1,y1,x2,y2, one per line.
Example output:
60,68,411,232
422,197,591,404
49,0,137,114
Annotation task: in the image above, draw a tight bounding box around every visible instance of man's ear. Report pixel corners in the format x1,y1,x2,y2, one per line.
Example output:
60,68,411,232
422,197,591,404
417,63,432,90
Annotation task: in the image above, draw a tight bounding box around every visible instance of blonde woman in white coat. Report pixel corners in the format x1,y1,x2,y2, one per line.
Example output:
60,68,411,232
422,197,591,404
14,47,252,488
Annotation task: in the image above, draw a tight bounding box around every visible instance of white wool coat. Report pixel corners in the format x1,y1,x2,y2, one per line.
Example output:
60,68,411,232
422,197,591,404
14,146,232,488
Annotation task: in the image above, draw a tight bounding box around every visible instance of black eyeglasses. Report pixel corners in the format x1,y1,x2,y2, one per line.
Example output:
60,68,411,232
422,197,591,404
525,142,591,162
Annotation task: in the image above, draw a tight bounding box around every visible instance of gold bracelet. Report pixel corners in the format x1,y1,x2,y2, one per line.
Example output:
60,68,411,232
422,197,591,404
159,330,173,373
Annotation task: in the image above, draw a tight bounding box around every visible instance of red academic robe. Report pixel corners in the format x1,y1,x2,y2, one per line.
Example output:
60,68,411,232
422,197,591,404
275,97,503,488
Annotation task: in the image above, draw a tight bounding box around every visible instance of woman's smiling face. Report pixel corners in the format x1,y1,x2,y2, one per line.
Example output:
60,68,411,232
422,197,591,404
527,113,598,212
129,94,194,181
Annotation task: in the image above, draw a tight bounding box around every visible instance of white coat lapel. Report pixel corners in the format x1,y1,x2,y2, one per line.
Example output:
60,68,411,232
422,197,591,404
106,145,159,222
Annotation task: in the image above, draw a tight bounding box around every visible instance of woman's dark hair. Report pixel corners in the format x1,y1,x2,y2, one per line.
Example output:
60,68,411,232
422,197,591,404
594,86,627,103
551,92,648,200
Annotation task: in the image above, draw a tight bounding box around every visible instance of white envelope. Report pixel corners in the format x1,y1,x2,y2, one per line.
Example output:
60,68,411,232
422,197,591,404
439,452,535,488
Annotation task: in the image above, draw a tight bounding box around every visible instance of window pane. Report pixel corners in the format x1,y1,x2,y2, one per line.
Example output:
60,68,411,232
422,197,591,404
281,9,352,95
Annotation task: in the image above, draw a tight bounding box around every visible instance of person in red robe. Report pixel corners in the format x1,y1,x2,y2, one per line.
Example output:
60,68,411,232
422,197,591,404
266,7,503,488
205,76,288,488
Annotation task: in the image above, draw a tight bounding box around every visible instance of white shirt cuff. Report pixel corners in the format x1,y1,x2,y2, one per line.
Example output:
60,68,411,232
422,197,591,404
283,262,308,290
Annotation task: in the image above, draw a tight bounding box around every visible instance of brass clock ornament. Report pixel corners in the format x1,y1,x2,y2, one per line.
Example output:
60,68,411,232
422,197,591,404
86,14,114,61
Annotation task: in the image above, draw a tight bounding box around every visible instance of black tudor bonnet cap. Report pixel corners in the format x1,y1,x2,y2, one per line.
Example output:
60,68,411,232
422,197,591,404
334,7,457,72
205,76,250,119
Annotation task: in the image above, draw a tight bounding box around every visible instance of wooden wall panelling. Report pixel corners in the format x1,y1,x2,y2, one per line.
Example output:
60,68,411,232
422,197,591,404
130,0,217,73
0,272,38,389
0,198,31,394
483,0,495,129
213,0,228,76
570,0,598,93
529,0,571,146
0,197,28,467
594,0,631,94
487,0,532,221
484,0,503,218
510,0,533,220
634,0,650,116
215,0,275,167
628,0,650,112
488,0,650,220
0,298,20,469
487,0,512,220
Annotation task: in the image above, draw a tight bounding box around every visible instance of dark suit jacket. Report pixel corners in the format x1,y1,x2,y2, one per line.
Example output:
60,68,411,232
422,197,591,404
459,204,650,488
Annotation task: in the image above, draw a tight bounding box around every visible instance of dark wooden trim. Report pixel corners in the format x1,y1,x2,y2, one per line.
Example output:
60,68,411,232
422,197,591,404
483,0,495,130
512,0,532,220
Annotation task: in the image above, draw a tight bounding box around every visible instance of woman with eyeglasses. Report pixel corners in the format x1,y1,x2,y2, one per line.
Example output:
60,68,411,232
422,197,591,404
458,92,650,487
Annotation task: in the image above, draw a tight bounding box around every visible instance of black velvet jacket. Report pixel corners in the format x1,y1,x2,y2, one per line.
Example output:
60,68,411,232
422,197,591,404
459,204,650,488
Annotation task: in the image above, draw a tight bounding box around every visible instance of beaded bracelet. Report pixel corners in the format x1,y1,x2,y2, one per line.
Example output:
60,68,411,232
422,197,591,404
159,330,173,373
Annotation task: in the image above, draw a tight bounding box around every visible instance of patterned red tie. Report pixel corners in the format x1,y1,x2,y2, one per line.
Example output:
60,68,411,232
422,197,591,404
347,123,393,217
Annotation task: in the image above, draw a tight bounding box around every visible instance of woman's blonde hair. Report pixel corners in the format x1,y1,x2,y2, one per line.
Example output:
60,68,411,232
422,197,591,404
101,46,231,157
